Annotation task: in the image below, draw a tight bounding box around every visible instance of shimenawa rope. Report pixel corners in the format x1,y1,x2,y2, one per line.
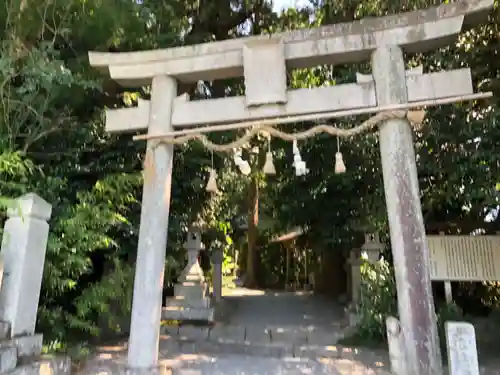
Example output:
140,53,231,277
143,109,424,182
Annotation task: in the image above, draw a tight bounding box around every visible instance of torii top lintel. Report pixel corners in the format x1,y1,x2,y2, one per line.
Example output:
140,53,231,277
88,0,492,87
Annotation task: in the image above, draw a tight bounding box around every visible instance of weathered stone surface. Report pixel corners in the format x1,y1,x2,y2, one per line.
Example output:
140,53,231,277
165,296,211,309
126,75,177,369
373,45,442,375
89,1,492,85
8,356,71,375
243,38,287,107
176,342,197,355
77,289,500,374
211,250,223,304
0,321,11,340
177,326,210,342
208,326,245,343
356,66,423,83
162,306,214,322
0,194,52,338
6,193,52,220
386,316,407,375
270,327,308,345
158,337,180,357
105,69,473,131
160,324,179,336
173,284,205,300
169,355,336,375
0,346,17,372
122,364,172,375
294,345,341,359
244,326,271,344
446,321,479,375
10,334,43,357
307,329,342,347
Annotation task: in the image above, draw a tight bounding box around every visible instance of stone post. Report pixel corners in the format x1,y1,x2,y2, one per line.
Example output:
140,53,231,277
127,75,177,372
439,232,453,304
386,316,408,375
445,322,480,375
347,249,363,327
372,45,442,375
348,249,363,305
211,249,223,303
0,193,51,337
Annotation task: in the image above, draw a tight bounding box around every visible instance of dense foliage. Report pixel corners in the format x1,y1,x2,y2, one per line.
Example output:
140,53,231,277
0,0,499,347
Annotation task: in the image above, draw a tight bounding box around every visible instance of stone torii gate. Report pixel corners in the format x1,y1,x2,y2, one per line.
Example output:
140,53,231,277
89,1,493,374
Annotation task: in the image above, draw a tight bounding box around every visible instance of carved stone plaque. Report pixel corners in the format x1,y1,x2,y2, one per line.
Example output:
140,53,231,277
243,37,287,107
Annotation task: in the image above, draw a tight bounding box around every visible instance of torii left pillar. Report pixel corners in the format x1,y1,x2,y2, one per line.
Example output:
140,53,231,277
127,75,177,374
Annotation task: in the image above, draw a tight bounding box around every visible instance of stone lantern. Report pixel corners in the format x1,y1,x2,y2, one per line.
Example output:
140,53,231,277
361,232,384,263
163,229,214,323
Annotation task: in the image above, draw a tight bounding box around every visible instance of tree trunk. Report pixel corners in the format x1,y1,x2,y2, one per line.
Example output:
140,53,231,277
244,176,259,288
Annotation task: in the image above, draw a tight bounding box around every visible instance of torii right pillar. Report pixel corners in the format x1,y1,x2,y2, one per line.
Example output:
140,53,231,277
373,45,442,375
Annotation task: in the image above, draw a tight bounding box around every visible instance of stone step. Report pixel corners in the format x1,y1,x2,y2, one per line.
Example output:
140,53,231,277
161,335,389,365
162,306,214,322
174,283,207,300
0,346,17,373
165,295,211,309
78,354,390,375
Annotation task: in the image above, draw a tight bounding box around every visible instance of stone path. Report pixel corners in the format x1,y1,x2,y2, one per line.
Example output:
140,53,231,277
206,288,349,347
78,288,394,374
170,355,334,374
225,289,345,326
75,287,500,374
80,346,391,374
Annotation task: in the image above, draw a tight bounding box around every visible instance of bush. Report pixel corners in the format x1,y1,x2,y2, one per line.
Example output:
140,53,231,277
436,302,464,358
343,259,466,355
353,259,398,343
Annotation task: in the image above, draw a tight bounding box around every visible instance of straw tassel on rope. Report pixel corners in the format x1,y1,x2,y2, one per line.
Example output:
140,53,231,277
334,137,346,174
263,138,276,175
138,108,430,180
206,150,218,193
132,108,433,152
234,149,251,175
292,140,308,176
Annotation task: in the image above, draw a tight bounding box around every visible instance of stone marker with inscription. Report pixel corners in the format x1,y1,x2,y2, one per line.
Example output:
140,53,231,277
445,321,479,375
